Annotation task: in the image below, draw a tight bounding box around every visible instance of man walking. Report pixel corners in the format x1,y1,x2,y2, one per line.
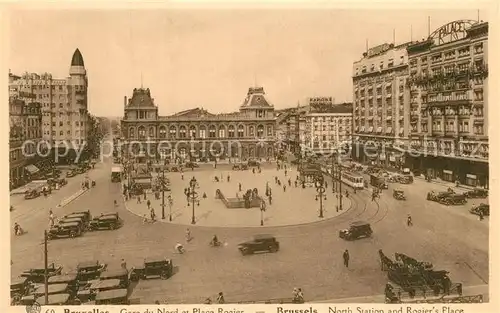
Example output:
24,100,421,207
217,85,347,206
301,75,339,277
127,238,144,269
407,214,413,227
343,249,350,268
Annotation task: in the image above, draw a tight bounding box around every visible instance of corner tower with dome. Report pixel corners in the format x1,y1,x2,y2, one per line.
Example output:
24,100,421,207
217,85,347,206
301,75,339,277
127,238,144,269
9,48,94,165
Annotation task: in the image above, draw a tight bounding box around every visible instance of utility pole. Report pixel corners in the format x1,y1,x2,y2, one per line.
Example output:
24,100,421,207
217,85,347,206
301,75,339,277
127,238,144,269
338,154,343,211
161,169,165,219
44,230,49,304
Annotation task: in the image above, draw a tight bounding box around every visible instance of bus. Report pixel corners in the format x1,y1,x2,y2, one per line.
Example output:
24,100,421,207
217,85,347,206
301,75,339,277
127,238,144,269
341,171,365,189
111,165,123,183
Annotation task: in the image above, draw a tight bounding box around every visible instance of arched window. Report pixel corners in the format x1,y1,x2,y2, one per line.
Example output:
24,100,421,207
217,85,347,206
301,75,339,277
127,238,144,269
249,126,255,137
189,125,196,138
237,125,244,137
149,126,155,138
267,125,273,137
257,125,264,138
129,127,135,138
218,125,226,138
138,126,146,139
209,125,216,138
179,126,187,138
228,125,235,138
169,126,176,139
199,126,206,139
159,126,167,139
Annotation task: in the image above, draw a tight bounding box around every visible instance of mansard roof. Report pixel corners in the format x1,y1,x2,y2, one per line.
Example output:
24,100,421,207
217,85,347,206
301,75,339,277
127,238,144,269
241,87,273,108
127,88,156,108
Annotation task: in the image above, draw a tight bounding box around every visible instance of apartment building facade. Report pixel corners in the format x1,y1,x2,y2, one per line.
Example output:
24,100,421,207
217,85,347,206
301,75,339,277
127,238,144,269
405,20,488,187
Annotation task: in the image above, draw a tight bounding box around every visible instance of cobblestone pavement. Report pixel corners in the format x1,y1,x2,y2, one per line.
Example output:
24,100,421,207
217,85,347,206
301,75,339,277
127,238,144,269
10,157,489,304
124,165,352,227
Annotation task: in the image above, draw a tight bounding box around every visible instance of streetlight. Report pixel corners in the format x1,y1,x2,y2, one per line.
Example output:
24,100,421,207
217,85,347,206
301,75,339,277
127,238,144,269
187,177,200,225
168,195,173,222
315,178,326,218
161,169,166,219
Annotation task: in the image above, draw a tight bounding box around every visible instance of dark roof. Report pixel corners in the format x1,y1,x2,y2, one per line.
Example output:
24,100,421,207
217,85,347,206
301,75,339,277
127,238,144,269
71,48,85,67
127,88,156,107
242,87,272,107
309,102,353,114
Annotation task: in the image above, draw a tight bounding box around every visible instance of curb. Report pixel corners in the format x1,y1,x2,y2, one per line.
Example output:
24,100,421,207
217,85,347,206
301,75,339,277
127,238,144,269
56,188,89,208
121,187,354,229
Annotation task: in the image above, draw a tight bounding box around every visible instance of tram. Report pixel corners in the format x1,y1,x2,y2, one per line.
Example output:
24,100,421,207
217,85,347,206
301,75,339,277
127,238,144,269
341,171,365,189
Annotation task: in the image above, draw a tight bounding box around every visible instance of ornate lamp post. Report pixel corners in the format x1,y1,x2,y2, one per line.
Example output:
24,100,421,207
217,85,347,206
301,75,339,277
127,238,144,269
161,169,166,219
315,178,326,218
168,195,173,221
187,177,200,225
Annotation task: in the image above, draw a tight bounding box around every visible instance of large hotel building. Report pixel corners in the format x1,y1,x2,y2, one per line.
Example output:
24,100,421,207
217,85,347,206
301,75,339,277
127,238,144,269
352,19,489,187
405,20,488,187
9,48,92,164
120,86,276,162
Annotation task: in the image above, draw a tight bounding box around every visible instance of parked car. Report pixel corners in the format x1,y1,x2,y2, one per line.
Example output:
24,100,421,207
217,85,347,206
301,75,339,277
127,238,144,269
464,188,488,199
238,234,280,255
66,171,77,178
130,257,173,280
393,189,406,200
48,273,79,297
185,161,199,168
59,217,87,232
247,159,260,167
47,222,83,240
339,221,373,241
36,294,73,306
77,279,122,303
439,194,467,206
64,211,92,225
10,277,34,305
469,203,489,217
77,260,107,283
94,289,129,305
100,268,130,288
232,163,249,171
88,213,123,231
20,263,63,284
24,189,40,200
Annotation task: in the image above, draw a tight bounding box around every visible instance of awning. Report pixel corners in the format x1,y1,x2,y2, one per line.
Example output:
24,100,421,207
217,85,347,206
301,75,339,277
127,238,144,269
368,126,374,132
25,165,40,174
386,127,393,134
377,127,382,133
466,174,477,179
134,178,151,185
443,170,453,174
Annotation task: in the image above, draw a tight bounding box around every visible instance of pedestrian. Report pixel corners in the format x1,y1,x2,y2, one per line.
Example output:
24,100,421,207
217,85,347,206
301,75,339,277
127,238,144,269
227,175,230,182
216,292,225,304
147,199,151,209
137,196,141,204
120,258,127,270
150,208,156,221
268,195,272,205
181,174,184,180
325,181,328,189
252,168,255,174
407,214,413,227
285,169,288,176
343,249,350,268
143,214,148,224
292,288,299,300
239,183,242,192
283,185,286,192
288,179,291,186
143,192,147,200
186,228,192,242
297,288,304,303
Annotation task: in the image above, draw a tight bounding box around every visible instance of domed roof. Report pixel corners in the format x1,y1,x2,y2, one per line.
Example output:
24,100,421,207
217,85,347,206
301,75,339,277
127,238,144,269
71,48,85,67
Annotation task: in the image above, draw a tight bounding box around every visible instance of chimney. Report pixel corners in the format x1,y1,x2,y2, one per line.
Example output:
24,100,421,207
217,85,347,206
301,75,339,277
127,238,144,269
124,96,127,107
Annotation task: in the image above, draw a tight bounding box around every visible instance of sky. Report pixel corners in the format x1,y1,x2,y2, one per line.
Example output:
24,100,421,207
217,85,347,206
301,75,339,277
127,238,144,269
8,8,488,117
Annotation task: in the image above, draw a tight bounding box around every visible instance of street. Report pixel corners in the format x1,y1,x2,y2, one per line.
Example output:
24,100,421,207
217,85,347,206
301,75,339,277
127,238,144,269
10,156,488,304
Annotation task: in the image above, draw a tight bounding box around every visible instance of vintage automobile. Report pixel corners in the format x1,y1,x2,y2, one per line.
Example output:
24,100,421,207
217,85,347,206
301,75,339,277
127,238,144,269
464,188,488,199
59,217,86,232
247,159,260,167
24,189,40,200
77,279,122,303
10,277,34,305
64,210,92,225
393,189,406,201
88,213,123,231
232,163,249,171
238,234,280,255
36,293,72,305
439,194,467,206
47,178,68,188
130,257,173,280
47,222,82,240
77,260,107,283
66,170,77,178
100,268,130,287
398,175,414,184
33,283,70,298
469,203,489,217
169,165,181,172
185,161,199,168
20,263,63,283
426,191,453,202
95,289,129,305
48,273,79,296
339,221,373,241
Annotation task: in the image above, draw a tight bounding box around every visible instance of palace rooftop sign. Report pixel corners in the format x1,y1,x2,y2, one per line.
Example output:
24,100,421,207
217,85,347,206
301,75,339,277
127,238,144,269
429,20,477,45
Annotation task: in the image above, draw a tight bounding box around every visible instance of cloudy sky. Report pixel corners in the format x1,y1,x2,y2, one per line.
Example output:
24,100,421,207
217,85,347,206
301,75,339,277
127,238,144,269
8,8,487,117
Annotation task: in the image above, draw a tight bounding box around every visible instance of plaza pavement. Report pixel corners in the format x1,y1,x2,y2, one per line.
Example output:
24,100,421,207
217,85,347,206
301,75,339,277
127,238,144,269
10,157,489,304
123,165,352,227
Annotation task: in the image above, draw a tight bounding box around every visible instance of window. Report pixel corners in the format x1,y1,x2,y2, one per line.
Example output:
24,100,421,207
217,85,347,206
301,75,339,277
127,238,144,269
474,90,483,101
179,126,187,138
149,127,155,138
209,125,216,138
138,126,146,139
267,126,272,136
59,131,63,136
228,125,235,138
218,126,226,138
189,126,196,138
169,126,176,139
249,126,254,137
237,125,244,137
257,125,264,138
159,126,167,139
199,126,206,139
